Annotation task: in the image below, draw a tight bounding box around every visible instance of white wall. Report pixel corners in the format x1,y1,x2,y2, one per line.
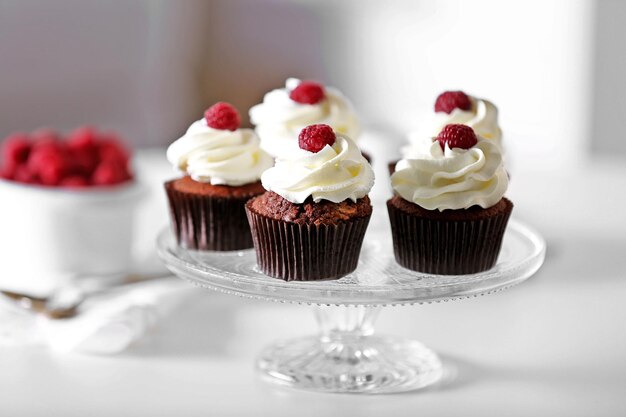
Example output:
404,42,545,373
0,0,211,147
590,0,626,156
302,0,595,170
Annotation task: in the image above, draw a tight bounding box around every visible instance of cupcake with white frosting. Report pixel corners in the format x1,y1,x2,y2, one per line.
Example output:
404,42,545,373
246,124,374,281
165,102,273,251
249,78,361,160
388,124,512,274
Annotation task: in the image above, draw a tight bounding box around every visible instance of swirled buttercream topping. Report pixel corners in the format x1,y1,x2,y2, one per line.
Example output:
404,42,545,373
166,119,273,186
261,133,374,204
432,96,502,144
402,96,502,159
392,137,508,211
249,78,361,159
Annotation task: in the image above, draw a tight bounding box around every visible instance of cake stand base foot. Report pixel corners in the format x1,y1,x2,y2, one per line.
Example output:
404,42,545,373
256,334,443,394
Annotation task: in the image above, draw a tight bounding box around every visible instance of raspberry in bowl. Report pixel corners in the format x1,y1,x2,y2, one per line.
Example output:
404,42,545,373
0,127,144,297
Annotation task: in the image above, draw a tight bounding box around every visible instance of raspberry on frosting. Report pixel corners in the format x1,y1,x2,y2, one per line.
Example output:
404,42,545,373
434,91,472,114
436,124,478,150
289,81,326,105
298,124,336,153
204,102,241,131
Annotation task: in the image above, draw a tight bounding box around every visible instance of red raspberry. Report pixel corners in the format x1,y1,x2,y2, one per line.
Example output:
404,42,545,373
68,127,99,175
436,124,478,151
2,133,31,166
2,127,134,187
70,149,99,176
0,164,16,180
434,91,472,114
97,136,132,182
98,135,130,164
30,132,65,157
298,124,336,153
67,126,98,151
37,154,67,186
289,81,326,105
204,102,241,131
92,160,129,186
13,165,38,184
60,175,89,188
27,142,69,186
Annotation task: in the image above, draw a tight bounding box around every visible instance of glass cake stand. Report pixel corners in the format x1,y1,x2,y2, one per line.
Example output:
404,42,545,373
156,217,545,394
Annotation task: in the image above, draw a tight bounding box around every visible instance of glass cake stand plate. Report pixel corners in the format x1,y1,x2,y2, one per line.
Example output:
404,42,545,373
157,218,545,394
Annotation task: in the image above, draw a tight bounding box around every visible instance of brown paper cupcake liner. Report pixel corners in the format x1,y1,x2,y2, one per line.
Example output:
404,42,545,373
246,204,371,281
165,181,257,251
388,160,399,176
387,199,513,274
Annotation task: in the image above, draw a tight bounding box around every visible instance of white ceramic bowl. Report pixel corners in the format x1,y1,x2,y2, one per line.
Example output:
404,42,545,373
0,179,145,297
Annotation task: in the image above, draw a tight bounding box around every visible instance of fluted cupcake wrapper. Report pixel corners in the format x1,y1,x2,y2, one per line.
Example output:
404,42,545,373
387,200,513,275
165,181,257,251
246,204,371,281
388,160,398,176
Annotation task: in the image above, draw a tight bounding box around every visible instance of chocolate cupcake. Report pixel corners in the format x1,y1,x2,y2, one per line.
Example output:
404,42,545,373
388,124,512,275
165,102,273,251
246,124,374,281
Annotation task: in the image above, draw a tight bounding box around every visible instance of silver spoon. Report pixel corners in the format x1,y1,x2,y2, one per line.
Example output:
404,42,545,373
0,273,171,319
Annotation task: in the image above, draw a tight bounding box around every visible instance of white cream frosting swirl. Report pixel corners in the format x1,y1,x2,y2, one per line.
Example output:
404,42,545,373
392,137,508,211
249,78,361,159
402,96,502,159
261,133,374,204
166,119,274,186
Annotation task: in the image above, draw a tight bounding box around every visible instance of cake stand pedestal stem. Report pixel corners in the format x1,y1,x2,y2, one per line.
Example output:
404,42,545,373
315,305,381,363
256,305,443,394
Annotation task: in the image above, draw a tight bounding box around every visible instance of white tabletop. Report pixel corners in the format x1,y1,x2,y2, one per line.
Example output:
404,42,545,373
1,148,625,417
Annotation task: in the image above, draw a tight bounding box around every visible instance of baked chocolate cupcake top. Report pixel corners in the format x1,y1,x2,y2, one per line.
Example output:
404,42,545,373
167,102,273,186
391,124,508,211
261,124,374,204
248,191,372,226
249,78,361,159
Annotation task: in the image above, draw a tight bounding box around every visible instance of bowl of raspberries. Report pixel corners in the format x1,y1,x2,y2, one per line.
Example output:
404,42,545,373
0,127,145,296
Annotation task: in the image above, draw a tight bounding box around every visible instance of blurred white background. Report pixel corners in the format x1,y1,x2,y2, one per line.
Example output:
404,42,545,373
2,0,623,170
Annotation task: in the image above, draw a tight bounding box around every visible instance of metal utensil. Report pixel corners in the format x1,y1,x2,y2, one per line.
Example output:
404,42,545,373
0,273,171,319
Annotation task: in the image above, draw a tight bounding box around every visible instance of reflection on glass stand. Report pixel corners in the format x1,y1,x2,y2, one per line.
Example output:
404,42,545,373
157,219,545,394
